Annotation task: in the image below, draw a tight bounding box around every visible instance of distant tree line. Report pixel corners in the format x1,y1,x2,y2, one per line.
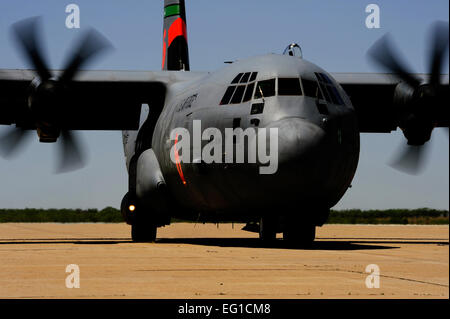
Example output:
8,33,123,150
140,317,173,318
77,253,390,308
0,207,448,224
327,208,449,225
0,207,122,223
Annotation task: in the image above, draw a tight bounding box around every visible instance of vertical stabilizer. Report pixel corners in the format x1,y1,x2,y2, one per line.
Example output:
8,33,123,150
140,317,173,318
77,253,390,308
162,0,190,71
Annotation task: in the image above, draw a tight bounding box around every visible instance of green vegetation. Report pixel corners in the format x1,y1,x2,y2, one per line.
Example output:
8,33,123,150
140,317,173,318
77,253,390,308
0,207,123,223
0,207,448,224
327,208,449,225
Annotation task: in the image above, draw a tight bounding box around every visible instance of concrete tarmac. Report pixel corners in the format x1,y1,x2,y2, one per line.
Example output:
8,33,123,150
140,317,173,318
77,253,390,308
0,223,448,298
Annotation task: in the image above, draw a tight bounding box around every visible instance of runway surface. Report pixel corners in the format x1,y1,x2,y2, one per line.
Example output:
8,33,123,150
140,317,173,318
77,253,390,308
0,223,448,298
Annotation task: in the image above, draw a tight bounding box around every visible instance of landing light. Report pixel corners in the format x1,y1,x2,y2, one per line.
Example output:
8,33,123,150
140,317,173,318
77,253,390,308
128,205,136,212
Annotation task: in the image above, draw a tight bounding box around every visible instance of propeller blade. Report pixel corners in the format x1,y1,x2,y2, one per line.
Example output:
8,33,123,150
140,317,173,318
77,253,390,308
0,127,31,158
367,34,421,88
56,130,85,173
11,16,52,81
428,21,449,87
389,143,430,175
59,29,112,83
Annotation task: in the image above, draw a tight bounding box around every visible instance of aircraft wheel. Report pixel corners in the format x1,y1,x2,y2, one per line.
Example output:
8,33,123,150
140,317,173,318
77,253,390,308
259,217,277,241
283,221,315,247
131,207,157,242
132,220,157,242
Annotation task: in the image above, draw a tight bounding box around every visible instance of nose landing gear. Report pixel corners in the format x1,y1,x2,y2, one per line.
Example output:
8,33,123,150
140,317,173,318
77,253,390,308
257,214,316,247
258,216,277,241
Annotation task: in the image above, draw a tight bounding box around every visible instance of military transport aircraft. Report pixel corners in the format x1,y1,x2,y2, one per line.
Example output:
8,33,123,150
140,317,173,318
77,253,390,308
0,0,448,244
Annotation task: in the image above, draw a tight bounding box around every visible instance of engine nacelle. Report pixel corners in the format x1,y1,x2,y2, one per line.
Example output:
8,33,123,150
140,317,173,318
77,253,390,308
400,120,434,146
28,77,64,143
393,82,416,109
393,82,435,146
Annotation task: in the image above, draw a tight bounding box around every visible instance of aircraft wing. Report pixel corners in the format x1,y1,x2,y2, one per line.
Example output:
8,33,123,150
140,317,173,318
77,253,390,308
332,73,449,133
0,69,206,130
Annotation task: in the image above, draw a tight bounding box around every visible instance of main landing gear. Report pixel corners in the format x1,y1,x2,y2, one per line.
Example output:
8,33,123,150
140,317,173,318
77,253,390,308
131,213,157,242
283,221,316,247
121,192,157,242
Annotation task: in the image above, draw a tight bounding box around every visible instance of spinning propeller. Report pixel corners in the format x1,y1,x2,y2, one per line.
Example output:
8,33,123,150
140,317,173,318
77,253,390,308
368,21,449,174
0,17,112,172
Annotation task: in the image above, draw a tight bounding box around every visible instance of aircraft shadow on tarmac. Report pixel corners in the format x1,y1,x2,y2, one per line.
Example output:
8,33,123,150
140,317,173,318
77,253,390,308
156,238,400,250
0,237,447,250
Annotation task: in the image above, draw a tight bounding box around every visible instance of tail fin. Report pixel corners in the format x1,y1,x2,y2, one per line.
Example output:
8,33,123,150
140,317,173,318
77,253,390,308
162,0,190,71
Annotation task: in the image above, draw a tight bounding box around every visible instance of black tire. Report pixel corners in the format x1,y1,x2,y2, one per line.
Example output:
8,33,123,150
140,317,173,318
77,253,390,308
120,192,135,225
131,221,157,242
259,216,277,241
283,222,316,247
131,205,157,242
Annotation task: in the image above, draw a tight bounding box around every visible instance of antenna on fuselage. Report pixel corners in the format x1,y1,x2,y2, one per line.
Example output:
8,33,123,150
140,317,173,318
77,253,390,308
283,43,303,58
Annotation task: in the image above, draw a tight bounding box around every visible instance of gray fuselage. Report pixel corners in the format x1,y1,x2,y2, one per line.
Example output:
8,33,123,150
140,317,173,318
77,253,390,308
125,54,360,221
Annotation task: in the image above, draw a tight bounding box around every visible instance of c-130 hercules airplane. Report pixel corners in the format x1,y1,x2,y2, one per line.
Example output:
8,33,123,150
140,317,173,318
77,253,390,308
0,1,448,245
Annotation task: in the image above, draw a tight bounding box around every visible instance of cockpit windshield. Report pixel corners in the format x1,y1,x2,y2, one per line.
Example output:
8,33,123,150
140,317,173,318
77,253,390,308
254,79,275,99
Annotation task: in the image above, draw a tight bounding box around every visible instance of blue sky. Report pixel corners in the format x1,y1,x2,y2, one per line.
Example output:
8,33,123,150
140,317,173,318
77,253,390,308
0,0,448,210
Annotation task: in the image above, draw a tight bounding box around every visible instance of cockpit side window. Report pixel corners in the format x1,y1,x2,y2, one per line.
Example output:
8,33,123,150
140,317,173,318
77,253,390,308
278,78,303,96
314,73,332,103
315,72,344,105
242,82,255,102
302,77,329,114
254,79,275,99
322,73,345,105
330,86,344,105
302,78,323,100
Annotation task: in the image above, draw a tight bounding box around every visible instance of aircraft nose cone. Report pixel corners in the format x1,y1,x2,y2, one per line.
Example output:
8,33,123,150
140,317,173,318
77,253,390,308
258,117,333,205
265,117,327,167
